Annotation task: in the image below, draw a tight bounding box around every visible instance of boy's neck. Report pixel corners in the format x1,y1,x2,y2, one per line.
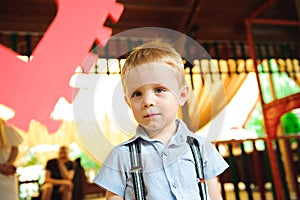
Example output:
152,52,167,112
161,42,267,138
145,121,178,145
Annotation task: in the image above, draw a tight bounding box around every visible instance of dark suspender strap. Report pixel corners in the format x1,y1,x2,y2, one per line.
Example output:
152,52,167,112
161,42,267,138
129,138,146,200
187,136,208,200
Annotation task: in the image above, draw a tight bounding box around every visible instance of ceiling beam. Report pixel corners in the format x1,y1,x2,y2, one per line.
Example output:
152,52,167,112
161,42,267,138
179,0,205,35
295,0,300,22
121,2,192,13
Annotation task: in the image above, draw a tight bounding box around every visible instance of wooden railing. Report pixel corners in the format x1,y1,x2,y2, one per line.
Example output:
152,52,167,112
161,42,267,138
215,135,300,200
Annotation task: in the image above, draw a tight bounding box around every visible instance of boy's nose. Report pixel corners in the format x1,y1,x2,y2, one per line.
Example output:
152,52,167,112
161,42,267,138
142,92,155,107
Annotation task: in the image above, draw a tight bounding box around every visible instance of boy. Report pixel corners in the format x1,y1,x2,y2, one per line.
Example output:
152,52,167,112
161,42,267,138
94,40,229,199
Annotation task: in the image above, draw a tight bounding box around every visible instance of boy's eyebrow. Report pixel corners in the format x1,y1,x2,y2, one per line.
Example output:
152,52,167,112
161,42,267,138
122,63,180,99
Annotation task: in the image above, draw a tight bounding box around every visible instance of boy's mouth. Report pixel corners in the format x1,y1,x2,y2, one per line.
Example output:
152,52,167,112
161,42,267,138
143,113,160,118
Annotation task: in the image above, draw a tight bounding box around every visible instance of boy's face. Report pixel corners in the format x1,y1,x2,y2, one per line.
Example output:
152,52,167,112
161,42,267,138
123,63,188,133
127,83,180,132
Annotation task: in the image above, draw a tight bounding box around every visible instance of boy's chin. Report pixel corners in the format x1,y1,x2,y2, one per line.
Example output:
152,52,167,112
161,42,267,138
142,122,165,133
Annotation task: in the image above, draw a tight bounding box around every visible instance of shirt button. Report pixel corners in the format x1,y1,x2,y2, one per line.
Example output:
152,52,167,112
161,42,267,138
172,181,176,188
162,150,168,156
180,135,184,142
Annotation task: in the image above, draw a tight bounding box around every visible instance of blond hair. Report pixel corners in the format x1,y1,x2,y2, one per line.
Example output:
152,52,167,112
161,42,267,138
121,40,185,87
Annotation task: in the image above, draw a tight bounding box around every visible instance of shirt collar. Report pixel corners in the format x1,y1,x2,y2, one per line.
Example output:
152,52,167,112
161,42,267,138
124,119,196,146
171,119,190,145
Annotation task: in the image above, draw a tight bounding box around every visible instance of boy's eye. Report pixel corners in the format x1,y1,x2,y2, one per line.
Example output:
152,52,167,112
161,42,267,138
154,87,166,93
131,91,142,98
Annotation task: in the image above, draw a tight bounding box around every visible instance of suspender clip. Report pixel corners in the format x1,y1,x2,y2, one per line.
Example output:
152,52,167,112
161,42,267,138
198,178,206,183
130,166,142,173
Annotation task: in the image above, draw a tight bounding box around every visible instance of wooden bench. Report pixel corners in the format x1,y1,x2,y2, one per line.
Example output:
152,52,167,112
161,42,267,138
20,158,106,200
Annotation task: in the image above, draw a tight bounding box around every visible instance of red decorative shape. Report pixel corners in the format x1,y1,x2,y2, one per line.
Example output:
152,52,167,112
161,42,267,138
0,0,124,132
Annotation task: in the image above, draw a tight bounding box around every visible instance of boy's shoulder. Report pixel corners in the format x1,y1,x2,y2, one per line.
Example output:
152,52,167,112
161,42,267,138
176,119,207,142
121,136,139,146
109,137,139,153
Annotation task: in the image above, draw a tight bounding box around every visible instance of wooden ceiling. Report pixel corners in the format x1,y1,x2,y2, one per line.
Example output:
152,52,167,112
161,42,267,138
0,0,299,55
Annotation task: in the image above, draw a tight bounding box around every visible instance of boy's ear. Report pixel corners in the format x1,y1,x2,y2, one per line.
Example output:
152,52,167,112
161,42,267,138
124,96,131,107
178,85,189,106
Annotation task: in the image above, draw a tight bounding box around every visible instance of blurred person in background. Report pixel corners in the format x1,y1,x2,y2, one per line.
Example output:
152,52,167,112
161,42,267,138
0,118,24,200
41,146,75,200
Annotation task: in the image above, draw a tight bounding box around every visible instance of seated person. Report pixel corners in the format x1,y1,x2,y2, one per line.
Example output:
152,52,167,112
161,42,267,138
41,146,75,200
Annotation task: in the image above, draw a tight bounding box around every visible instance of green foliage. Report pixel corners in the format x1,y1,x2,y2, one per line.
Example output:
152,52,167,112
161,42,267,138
245,103,265,137
245,59,300,136
258,59,300,103
23,151,40,166
281,112,300,134
77,151,100,170
68,143,100,170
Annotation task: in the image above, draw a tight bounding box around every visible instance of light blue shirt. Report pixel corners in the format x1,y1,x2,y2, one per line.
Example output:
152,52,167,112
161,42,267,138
94,119,229,199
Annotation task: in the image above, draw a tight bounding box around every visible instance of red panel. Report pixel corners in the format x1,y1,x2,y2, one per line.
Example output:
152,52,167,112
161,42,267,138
0,0,124,132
